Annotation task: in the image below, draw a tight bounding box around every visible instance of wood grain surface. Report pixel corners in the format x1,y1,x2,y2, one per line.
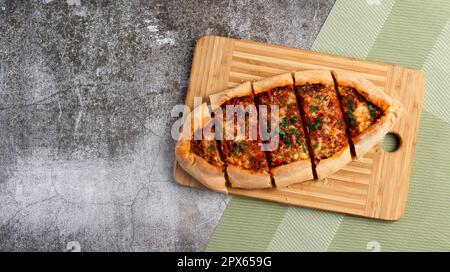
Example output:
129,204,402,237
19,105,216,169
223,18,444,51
173,36,426,220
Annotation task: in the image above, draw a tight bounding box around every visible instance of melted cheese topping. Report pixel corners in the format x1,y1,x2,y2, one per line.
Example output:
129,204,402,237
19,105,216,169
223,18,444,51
191,133,224,168
353,101,373,132
338,86,383,137
219,96,269,172
298,84,348,162
257,86,309,167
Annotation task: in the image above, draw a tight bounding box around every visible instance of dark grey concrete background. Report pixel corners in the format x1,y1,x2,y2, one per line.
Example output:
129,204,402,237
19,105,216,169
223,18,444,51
0,0,334,251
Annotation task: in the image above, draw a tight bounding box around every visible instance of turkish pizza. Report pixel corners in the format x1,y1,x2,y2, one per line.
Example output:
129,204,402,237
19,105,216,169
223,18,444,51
175,70,403,192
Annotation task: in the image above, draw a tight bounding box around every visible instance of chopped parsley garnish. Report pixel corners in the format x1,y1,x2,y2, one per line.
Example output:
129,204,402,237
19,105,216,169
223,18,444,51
293,130,302,141
281,117,291,129
368,104,378,119
345,97,357,126
293,130,306,152
209,143,215,151
313,143,319,149
300,142,307,153
291,115,299,123
316,95,323,100
285,128,296,135
347,111,356,127
280,133,292,147
275,129,291,147
232,141,245,156
236,141,245,149
308,119,322,131
309,105,320,112
346,97,356,112
321,146,327,150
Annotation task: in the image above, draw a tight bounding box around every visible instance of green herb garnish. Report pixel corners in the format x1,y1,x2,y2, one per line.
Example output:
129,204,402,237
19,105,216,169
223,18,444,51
291,115,299,123
293,130,302,141
293,130,306,152
368,104,378,119
285,128,296,135
232,141,245,156
236,141,245,149
313,143,319,149
280,132,291,147
316,95,323,100
346,97,356,112
300,142,307,153
345,97,357,126
309,105,320,112
209,143,215,151
347,112,356,127
308,119,322,131
281,117,291,128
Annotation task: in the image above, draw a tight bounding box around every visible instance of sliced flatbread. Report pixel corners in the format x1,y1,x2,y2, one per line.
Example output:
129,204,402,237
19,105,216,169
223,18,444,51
210,82,272,189
332,70,404,158
175,103,228,193
294,70,352,180
253,73,313,187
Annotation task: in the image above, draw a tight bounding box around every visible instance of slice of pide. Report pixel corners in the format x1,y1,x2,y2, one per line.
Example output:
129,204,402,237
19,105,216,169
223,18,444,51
253,73,313,187
332,70,403,159
210,82,272,189
294,70,352,180
175,103,228,193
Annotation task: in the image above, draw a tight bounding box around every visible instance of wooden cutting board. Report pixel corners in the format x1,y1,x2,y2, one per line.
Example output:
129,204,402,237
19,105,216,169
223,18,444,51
173,36,426,221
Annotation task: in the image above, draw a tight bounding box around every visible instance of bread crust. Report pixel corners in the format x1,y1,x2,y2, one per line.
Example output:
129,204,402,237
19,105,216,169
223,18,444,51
176,140,228,193
315,145,352,180
271,159,314,187
331,70,391,110
332,70,404,158
209,81,253,110
352,100,403,158
294,70,334,87
252,73,294,94
175,103,228,193
227,165,272,189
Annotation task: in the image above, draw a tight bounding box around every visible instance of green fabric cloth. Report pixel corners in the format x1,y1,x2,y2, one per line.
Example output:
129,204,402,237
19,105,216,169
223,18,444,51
207,0,450,252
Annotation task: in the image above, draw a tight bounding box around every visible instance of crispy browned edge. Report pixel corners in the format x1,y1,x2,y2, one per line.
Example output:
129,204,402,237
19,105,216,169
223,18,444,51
209,81,272,189
209,81,253,110
252,72,314,187
315,146,352,180
252,72,293,94
227,165,272,189
175,103,228,194
271,160,314,187
294,69,334,86
332,70,404,159
294,69,353,180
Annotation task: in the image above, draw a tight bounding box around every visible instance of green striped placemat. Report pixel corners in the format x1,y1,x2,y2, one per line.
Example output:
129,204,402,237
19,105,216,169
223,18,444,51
207,0,450,252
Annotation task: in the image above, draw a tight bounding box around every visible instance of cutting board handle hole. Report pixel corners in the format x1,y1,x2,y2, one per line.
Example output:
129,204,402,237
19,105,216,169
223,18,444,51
381,132,401,152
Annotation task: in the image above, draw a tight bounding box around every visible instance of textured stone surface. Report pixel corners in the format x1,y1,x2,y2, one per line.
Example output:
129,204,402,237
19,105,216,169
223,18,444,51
0,0,334,251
